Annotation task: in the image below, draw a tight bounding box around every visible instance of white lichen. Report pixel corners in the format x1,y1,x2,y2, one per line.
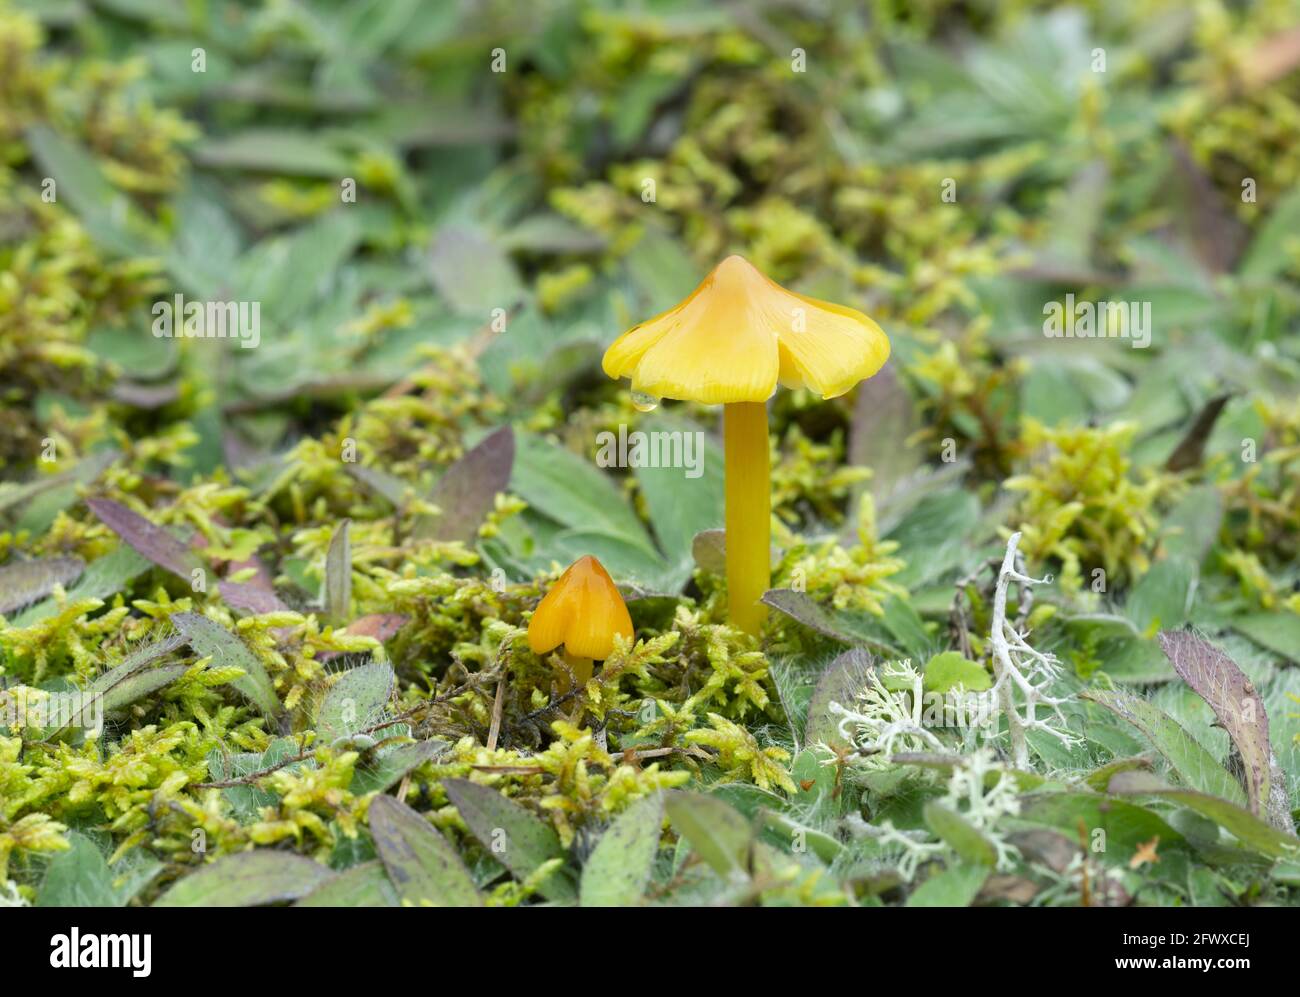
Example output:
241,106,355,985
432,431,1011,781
989,531,1079,768
825,658,943,767
844,748,1022,880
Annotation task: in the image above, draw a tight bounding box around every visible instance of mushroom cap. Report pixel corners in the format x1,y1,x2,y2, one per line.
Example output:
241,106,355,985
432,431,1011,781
527,555,634,660
602,255,890,404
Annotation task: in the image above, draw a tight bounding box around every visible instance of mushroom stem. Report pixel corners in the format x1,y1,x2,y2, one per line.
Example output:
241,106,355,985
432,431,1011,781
558,652,593,696
723,401,771,635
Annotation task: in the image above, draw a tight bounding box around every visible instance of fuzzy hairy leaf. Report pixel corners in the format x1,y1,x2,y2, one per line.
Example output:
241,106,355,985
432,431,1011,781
317,662,395,744
0,557,85,614
906,863,989,907
1107,771,1297,857
154,852,335,906
443,778,575,901
294,861,400,907
1157,630,1291,831
368,795,482,906
665,790,752,884
1081,687,1246,805
924,802,998,866
171,612,280,717
579,793,663,907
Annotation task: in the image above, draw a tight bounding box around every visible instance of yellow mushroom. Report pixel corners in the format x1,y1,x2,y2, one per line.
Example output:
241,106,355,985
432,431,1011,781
603,255,890,634
527,555,634,693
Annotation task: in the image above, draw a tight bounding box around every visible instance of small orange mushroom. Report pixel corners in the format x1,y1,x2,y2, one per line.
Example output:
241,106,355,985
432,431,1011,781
528,555,634,694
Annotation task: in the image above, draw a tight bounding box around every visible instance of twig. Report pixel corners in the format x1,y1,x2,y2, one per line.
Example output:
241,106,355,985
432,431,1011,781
487,670,507,751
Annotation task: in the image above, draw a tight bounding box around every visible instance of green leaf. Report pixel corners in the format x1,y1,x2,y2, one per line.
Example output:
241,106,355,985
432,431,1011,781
631,416,725,590
207,738,302,820
1232,612,1300,664
761,589,901,655
1125,557,1194,632
1107,771,1297,858
350,739,448,796
849,364,925,520
316,662,394,745
905,863,989,907
923,802,998,866
193,129,353,176
31,634,188,739
171,612,281,717
1017,792,1186,863
512,431,655,552
232,211,362,325
24,125,154,256
499,213,605,253
806,648,875,750
579,793,663,907
923,651,992,693
154,852,335,906
880,595,933,660
757,809,843,864
37,832,121,907
368,795,482,906
294,861,400,907
443,778,575,901
544,527,668,588
428,224,524,316
664,791,752,884
0,449,117,516
324,519,352,624
1239,184,1300,280
886,488,980,586
1082,688,1246,805
11,543,149,626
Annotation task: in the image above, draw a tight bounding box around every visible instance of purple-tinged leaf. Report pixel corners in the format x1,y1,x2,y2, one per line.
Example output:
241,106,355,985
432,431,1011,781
417,426,515,543
86,497,203,580
1167,144,1246,275
346,464,415,507
219,557,289,616
1164,394,1232,472
219,579,289,615
109,381,181,409
1157,629,1293,833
